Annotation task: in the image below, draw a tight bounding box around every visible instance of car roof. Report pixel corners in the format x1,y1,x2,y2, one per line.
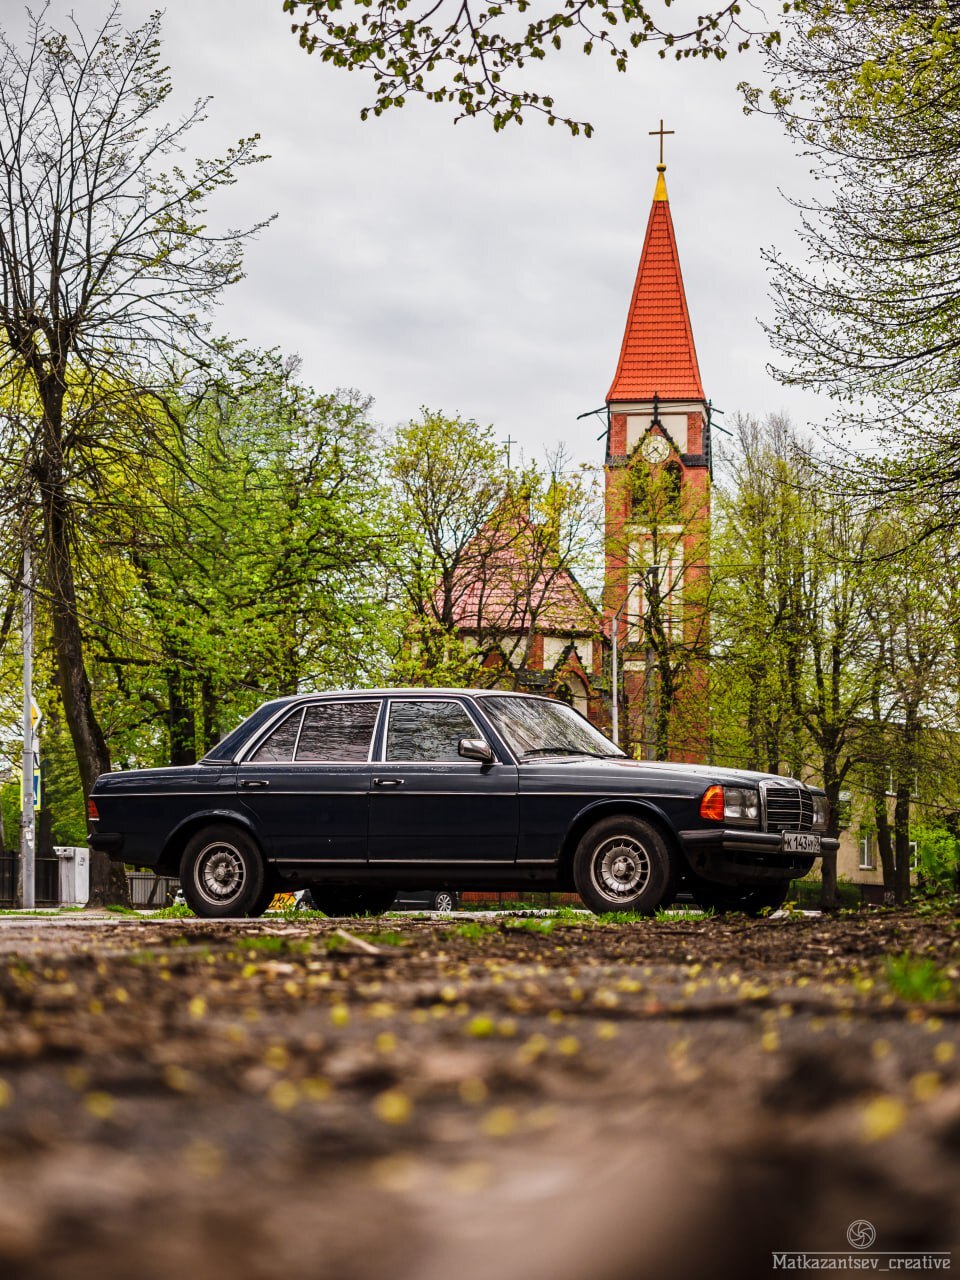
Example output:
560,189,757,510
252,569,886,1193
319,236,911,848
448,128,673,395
273,689,548,700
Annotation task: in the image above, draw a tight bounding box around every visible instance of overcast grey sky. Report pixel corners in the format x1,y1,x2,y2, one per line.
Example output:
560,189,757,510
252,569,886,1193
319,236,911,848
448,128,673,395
34,1,826,467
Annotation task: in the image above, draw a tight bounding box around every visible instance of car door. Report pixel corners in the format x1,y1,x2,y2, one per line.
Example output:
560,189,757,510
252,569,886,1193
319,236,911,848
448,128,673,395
367,697,519,863
236,698,382,865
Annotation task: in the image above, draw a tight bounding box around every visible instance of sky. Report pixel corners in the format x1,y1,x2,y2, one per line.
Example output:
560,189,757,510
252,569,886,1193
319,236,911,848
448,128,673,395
27,0,827,469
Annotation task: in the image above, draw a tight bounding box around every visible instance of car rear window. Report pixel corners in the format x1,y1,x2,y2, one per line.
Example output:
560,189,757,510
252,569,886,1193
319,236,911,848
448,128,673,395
296,701,381,762
248,701,382,763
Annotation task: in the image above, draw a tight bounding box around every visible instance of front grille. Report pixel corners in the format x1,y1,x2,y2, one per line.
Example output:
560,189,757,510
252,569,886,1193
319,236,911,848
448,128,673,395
764,785,814,833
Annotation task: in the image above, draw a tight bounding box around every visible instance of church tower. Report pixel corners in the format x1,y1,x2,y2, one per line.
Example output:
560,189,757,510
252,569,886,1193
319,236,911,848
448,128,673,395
604,143,711,763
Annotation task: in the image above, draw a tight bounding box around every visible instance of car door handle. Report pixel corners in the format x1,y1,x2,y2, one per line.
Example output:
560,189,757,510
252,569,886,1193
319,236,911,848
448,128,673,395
240,779,270,789
374,777,404,788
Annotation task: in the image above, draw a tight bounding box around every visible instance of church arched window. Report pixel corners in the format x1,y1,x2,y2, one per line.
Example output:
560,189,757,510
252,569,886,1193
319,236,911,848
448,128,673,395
631,459,683,523
662,462,682,520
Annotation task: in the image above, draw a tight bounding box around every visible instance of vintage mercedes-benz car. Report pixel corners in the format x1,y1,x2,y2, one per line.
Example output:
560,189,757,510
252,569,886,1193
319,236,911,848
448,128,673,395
87,689,837,918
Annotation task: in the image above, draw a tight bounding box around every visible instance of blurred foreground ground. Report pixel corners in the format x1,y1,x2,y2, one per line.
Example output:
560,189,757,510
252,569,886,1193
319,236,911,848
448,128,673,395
0,911,957,1280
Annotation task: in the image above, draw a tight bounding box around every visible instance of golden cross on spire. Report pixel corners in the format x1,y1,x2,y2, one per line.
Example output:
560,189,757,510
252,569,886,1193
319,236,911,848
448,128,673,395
649,118,674,167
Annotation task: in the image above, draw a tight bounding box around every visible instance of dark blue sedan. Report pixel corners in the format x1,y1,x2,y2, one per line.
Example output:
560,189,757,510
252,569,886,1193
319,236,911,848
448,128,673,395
88,690,835,917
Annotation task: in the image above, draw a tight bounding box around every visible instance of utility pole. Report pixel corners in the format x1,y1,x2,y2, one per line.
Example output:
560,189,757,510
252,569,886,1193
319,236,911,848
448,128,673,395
610,583,638,752
19,539,34,910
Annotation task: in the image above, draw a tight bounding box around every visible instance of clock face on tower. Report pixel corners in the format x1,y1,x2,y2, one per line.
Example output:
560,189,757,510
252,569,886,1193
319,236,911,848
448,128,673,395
641,432,672,465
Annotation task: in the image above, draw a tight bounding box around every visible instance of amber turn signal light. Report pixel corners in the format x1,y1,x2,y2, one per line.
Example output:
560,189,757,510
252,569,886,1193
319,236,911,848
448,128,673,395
699,785,724,822
87,797,99,822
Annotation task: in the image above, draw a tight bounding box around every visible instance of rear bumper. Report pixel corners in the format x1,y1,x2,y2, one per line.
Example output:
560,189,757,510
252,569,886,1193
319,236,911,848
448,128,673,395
88,832,124,857
678,828,839,884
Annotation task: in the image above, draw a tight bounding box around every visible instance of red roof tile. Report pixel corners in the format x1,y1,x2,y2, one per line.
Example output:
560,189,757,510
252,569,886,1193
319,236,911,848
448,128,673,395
606,168,705,403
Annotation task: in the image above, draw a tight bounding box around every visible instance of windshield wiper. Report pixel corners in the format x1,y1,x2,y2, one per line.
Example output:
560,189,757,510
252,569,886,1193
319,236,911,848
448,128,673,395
521,747,612,759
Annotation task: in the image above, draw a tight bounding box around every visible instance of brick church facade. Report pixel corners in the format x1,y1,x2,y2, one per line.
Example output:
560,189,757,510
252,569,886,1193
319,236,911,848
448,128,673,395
447,154,711,761
603,159,712,762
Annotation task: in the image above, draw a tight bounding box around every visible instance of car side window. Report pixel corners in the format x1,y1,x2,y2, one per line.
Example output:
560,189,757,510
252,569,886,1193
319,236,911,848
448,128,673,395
296,701,381,762
385,700,479,762
249,709,304,762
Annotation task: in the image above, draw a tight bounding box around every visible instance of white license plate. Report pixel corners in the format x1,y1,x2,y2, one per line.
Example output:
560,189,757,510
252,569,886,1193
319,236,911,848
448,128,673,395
782,832,821,854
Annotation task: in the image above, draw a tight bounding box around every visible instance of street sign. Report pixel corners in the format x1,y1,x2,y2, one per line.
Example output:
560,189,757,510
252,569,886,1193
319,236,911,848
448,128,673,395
30,697,42,731
22,753,41,811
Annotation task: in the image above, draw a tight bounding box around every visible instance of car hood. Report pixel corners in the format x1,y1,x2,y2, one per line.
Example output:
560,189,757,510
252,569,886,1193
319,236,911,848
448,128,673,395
519,755,813,791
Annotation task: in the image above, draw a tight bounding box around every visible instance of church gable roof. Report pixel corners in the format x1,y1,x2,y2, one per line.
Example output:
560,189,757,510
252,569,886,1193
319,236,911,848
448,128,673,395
444,508,601,636
606,167,705,404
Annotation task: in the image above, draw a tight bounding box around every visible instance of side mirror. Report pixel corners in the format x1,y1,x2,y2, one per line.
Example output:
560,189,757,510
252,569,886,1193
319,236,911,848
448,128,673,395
459,737,493,764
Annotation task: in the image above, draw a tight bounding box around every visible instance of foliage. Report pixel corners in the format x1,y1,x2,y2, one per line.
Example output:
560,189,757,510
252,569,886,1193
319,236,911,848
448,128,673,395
610,448,712,758
283,0,763,135
0,6,269,903
386,410,601,692
912,825,960,898
884,952,955,1003
746,0,960,517
101,355,390,765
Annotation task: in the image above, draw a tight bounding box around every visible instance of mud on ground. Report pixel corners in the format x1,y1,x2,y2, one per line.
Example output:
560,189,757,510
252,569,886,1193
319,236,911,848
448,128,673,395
0,911,958,1280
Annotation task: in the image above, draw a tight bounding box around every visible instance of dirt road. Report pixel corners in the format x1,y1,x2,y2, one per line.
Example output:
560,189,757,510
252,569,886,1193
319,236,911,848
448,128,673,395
0,910,957,1280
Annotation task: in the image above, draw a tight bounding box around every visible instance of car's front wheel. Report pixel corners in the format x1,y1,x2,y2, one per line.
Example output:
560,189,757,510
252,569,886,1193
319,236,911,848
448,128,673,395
180,825,267,918
431,890,457,913
572,815,677,915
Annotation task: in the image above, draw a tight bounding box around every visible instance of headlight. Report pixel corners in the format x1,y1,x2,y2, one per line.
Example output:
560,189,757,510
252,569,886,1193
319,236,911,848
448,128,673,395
723,786,760,826
811,794,829,832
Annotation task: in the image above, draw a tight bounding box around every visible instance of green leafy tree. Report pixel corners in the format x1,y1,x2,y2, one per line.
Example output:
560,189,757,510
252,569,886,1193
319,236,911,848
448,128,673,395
746,0,960,514
97,357,391,766
283,0,765,134
712,414,882,908
387,411,601,689
0,6,268,901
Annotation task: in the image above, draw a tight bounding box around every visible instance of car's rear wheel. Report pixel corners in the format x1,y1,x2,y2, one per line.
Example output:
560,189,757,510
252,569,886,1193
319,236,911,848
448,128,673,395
307,887,396,917
431,890,457,913
573,815,677,915
695,880,790,917
180,825,267,918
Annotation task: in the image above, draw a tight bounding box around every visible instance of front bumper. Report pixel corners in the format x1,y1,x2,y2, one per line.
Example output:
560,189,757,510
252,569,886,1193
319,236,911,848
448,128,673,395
678,828,838,885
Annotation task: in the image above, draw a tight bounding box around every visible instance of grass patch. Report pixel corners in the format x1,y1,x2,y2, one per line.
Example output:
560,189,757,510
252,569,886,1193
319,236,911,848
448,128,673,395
654,906,714,922
236,936,310,955
148,902,194,919
364,930,407,947
444,922,498,941
105,903,140,915
504,917,556,935
884,953,956,1003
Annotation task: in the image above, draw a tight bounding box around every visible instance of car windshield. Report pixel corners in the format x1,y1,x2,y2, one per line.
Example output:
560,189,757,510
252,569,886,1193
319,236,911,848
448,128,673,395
481,696,624,760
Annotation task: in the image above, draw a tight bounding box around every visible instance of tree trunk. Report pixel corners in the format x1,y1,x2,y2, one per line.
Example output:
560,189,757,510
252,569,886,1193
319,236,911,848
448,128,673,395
893,782,912,906
38,374,127,906
818,763,840,912
874,785,895,905
167,667,197,765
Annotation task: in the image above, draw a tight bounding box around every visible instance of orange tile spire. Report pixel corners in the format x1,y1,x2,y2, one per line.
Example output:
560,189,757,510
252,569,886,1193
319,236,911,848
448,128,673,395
606,164,705,403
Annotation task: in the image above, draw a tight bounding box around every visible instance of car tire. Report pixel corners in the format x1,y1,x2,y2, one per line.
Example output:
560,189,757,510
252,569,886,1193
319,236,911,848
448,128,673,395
695,880,789,917
572,815,677,915
307,887,396,917
179,825,267,918
431,890,457,913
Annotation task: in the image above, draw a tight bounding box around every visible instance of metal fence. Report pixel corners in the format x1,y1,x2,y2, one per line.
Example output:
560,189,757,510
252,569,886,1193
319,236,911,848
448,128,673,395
0,853,61,907
126,872,179,908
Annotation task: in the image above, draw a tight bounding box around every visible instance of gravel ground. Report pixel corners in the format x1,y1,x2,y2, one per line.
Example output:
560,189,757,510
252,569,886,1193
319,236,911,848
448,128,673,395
0,910,958,1280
